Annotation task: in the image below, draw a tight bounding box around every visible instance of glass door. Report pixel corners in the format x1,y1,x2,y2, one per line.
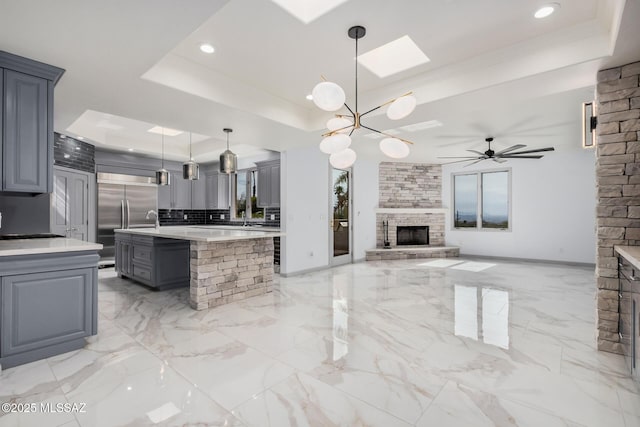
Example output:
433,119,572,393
330,167,352,266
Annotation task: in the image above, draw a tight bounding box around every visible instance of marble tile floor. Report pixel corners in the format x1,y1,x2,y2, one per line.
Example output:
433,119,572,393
1,258,639,426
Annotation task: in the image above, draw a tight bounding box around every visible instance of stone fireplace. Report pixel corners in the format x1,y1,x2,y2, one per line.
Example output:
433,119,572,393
366,162,459,260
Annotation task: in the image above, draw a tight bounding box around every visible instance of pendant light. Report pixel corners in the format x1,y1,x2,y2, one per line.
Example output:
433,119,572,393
156,128,170,186
219,128,237,174
182,132,200,180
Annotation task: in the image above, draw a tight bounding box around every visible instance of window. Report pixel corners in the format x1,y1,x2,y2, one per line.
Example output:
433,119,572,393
453,170,510,230
233,169,264,219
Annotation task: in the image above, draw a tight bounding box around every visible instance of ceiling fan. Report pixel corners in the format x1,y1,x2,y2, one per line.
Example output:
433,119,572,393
439,137,555,166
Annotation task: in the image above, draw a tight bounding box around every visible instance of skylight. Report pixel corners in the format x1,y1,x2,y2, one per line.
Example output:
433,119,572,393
147,126,183,137
270,0,348,24
358,35,430,78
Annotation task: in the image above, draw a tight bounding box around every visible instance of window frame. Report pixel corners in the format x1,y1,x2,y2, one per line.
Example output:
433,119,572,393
451,168,512,232
231,168,265,221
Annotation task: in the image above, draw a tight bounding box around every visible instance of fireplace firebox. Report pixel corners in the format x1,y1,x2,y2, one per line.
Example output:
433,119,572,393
397,226,429,246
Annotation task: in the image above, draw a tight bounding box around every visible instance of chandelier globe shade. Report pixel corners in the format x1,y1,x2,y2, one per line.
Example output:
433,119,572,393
330,148,357,169
387,95,417,120
380,137,410,159
312,82,345,111
327,117,353,134
320,134,351,154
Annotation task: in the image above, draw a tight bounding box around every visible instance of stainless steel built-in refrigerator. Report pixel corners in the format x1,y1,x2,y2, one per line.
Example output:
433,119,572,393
97,173,157,264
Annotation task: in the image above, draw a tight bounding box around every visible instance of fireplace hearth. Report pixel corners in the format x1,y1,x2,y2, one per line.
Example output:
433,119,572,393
397,226,429,246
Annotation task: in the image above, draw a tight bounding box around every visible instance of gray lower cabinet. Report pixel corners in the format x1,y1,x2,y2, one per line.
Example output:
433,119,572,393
619,255,640,378
115,233,189,290
0,251,98,369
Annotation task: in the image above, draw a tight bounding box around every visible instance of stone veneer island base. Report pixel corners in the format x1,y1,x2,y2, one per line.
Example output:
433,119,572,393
114,226,282,311
190,238,274,310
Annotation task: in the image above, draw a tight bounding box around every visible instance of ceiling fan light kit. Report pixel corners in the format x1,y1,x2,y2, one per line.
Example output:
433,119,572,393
312,25,417,168
439,137,555,166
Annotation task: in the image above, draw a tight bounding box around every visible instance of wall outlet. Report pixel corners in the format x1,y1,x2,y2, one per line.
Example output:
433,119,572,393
183,214,188,220
270,214,275,221
220,214,225,220
209,214,213,220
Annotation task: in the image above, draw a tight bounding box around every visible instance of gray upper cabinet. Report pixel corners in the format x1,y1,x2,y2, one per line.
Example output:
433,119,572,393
206,172,230,209
0,51,64,194
256,159,280,208
191,177,207,210
157,170,192,209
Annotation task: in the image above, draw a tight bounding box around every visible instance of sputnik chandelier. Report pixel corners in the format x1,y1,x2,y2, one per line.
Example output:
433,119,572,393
311,25,417,169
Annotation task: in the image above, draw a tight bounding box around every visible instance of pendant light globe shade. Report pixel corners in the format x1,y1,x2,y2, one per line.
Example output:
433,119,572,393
182,160,200,180
320,133,351,154
326,117,353,134
220,150,237,174
312,81,346,112
329,148,357,169
386,94,417,120
156,168,171,186
380,137,410,159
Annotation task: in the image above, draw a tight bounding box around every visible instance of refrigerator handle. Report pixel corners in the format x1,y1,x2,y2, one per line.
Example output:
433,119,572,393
125,200,130,229
120,200,125,229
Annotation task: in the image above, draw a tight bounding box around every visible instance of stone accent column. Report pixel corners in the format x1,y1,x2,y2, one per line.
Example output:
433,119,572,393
596,60,640,354
189,238,274,310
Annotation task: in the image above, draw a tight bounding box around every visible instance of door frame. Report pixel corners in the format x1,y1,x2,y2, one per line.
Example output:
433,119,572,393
329,165,353,267
51,165,97,242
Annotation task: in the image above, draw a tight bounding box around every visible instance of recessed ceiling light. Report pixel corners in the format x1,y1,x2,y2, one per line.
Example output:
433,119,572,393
128,148,134,152
357,35,430,78
63,154,71,159
534,3,559,18
77,136,84,140
199,43,215,54
75,146,81,150
270,0,349,24
148,126,183,136
306,94,313,100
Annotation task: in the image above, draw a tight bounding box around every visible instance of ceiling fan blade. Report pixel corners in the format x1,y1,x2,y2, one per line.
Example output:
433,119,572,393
463,159,485,168
494,144,526,155
437,156,481,159
467,149,486,156
493,158,507,163
441,158,480,165
500,155,544,159
507,147,555,155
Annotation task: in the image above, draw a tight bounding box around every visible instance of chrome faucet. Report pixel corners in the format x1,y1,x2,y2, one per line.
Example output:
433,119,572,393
146,210,160,229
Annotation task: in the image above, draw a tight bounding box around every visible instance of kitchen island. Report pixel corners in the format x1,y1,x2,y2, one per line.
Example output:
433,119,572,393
0,237,102,369
114,226,283,310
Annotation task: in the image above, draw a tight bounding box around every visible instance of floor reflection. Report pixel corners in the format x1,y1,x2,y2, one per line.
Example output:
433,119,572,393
454,284,510,349
332,274,349,361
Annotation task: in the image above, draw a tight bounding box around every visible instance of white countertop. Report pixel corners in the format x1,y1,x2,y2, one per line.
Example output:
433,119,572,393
0,238,103,257
114,225,283,242
615,246,640,270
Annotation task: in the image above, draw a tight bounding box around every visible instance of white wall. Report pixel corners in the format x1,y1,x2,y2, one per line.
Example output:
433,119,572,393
280,146,379,274
280,146,330,275
352,158,379,261
442,147,596,263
